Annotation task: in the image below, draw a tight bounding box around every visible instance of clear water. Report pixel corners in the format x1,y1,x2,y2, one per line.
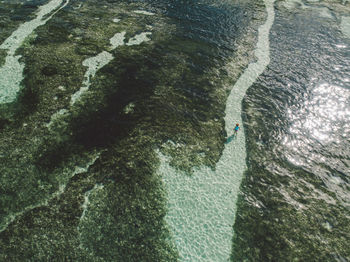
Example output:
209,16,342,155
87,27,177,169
0,0,69,104
0,0,349,261
232,0,350,260
159,1,275,260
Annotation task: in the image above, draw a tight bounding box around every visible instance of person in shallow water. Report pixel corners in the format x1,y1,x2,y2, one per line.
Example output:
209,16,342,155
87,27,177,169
234,123,240,135
225,123,240,143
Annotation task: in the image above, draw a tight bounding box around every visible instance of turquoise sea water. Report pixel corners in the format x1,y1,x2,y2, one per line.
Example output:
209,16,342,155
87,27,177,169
0,0,349,261
159,1,275,260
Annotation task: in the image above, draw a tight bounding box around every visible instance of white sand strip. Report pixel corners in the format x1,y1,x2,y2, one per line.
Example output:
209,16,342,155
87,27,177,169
159,0,275,261
126,32,152,46
70,30,152,105
340,16,350,39
0,0,70,104
133,10,155,16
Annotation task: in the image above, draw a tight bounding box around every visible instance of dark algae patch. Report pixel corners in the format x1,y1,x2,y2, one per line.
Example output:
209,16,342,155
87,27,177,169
0,0,263,260
232,1,350,261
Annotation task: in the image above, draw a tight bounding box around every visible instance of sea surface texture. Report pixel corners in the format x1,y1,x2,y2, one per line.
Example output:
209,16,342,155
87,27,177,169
0,0,349,261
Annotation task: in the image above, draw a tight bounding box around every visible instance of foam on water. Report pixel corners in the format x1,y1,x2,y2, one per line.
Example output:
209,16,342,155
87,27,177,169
0,0,70,104
159,0,275,261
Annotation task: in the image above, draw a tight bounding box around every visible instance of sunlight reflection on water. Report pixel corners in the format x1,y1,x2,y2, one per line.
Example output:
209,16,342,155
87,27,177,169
285,82,350,147
282,81,350,204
